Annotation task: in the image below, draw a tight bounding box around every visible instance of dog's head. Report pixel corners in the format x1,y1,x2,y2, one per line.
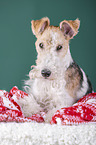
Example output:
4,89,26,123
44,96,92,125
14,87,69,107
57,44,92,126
30,17,80,79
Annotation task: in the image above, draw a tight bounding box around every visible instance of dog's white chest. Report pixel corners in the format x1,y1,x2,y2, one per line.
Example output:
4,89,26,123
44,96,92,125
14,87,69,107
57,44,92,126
31,78,74,111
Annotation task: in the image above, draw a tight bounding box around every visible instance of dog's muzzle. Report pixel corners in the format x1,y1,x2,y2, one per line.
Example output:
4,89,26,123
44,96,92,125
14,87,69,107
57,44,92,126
41,69,51,78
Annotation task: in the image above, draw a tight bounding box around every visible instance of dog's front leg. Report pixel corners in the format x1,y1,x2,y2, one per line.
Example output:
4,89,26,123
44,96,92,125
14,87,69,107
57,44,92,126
44,108,59,123
12,93,42,117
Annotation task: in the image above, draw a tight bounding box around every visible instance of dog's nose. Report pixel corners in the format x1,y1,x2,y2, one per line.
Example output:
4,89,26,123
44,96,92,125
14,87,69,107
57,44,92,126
41,69,51,78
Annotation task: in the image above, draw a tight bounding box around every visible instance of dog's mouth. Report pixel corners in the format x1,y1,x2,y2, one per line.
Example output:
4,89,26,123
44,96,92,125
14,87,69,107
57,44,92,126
43,77,54,80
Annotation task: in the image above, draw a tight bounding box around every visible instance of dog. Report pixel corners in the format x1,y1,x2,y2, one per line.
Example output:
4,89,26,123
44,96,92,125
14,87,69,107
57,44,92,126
14,17,93,122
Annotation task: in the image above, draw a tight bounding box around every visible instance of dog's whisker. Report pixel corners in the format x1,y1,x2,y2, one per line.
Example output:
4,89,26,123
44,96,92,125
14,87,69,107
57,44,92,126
31,65,36,69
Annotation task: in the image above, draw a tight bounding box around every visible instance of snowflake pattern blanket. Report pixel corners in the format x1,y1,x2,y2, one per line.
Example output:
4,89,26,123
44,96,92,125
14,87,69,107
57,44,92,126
0,86,96,125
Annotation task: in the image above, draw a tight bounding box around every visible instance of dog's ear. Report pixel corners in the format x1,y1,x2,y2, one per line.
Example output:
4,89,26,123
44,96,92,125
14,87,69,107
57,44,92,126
31,17,50,37
59,18,80,39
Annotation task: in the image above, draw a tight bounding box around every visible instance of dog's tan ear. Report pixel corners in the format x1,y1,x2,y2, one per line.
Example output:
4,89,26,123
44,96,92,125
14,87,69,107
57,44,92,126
31,17,50,37
59,18,80,39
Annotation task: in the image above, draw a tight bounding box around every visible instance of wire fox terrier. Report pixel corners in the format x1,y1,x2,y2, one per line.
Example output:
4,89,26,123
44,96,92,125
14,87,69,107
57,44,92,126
15,17,93,122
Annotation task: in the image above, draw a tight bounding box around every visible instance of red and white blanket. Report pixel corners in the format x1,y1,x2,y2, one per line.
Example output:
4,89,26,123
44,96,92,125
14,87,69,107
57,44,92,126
0,86,96,125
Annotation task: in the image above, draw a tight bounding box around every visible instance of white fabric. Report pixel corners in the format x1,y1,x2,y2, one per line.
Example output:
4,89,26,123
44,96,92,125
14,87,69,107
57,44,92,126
0,122,96,145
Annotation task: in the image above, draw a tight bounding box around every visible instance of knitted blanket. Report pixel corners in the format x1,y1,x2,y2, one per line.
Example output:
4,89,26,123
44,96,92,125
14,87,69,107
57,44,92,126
0,87,96,145
0,86,96,125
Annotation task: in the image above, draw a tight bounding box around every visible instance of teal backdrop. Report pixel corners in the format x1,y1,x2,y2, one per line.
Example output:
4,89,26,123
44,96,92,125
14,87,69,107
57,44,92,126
0,0,96,91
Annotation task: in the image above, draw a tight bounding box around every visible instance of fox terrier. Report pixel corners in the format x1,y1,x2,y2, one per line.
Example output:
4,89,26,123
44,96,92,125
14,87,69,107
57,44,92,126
15,17,93,122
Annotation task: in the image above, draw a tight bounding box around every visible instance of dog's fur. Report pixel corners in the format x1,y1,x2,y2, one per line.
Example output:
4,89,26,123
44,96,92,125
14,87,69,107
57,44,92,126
14,17,93,122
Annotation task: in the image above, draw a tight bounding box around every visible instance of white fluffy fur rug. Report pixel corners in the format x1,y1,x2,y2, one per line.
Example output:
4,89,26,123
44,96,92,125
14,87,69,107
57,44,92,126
0,122,96,145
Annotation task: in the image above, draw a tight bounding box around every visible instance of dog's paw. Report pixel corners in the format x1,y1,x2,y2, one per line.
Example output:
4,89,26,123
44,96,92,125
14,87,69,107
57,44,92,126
44,108,58,123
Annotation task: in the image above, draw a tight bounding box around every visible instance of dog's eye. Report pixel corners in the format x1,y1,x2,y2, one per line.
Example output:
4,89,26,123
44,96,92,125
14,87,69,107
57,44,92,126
56,45,62,51
39,43,44,49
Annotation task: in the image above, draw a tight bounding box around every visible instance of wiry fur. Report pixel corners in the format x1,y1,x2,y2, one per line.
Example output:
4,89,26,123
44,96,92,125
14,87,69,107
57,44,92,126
13,17,93,122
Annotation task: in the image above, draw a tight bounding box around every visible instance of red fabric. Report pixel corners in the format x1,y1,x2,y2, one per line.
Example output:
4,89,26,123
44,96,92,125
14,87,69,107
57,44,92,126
50,93,96,125
0,86,96,125
0,87,44,123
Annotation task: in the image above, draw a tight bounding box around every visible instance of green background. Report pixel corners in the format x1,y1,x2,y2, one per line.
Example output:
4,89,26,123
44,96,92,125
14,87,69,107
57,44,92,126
0,0,96,91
